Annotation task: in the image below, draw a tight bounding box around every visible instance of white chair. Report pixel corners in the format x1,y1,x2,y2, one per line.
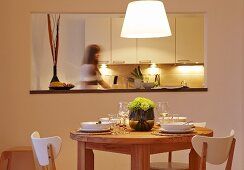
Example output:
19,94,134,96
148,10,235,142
150,122,207,170
31,131,62,170
191,130,235,170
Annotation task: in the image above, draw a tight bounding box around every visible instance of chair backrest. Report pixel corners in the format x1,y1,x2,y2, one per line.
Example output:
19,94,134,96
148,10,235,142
31,131,62,168
192,130,235,165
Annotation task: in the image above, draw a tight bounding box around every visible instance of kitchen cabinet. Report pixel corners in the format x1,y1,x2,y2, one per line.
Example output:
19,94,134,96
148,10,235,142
111,18,137,64
175,15,204,64
137,16,176,64
85,16,111,64
84,14,204,65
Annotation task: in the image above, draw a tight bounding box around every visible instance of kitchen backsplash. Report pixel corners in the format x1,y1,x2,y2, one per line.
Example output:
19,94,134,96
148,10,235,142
99,64,205,88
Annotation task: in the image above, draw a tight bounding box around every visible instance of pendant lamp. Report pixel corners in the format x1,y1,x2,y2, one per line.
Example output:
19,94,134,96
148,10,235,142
121,0,171,38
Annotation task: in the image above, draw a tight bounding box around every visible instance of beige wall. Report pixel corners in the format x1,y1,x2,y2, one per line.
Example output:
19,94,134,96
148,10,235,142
0,0,243,170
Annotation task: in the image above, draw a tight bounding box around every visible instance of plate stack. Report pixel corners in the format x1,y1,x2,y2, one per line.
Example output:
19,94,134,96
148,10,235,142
79,122,111,132
160,122,194,133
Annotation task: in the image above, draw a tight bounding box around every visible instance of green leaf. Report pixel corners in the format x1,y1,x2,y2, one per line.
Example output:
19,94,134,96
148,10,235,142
137,66,143,79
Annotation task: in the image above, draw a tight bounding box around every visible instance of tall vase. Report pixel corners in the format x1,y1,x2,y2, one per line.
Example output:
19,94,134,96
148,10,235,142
50,64,59,83
129,108,155,131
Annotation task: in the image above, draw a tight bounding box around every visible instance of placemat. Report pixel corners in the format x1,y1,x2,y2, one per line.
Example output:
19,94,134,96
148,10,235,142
151,131,196,136
75,130,112,135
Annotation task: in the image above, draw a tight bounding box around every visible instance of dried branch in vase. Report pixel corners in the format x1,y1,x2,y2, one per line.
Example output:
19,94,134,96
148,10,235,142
47,14,75,90
47,14,60,66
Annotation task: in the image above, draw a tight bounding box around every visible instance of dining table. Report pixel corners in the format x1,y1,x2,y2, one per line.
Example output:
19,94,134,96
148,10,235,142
70,127,213,170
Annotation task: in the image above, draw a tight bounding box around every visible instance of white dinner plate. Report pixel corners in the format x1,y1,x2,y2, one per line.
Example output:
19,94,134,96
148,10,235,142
159,128,194,134
80,121,111,130
78,128,110,132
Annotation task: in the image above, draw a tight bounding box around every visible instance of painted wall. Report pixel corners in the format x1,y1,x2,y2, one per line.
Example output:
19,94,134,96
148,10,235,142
0,0,243,170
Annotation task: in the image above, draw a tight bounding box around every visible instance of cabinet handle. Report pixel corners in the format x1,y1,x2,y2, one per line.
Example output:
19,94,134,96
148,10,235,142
113,60,125,64
177,59,191,63
98,60,109,64
139,60,151,64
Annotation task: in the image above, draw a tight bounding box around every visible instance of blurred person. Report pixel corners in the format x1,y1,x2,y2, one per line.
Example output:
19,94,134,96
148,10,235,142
80,44,110,89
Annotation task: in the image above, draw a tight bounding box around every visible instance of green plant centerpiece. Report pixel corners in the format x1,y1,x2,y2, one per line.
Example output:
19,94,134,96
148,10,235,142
128,97,155,131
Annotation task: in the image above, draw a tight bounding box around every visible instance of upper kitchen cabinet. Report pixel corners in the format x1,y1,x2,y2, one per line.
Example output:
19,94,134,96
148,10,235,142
111,18,137,64
175,15,204,64
85,16,111,64
137,16,176,64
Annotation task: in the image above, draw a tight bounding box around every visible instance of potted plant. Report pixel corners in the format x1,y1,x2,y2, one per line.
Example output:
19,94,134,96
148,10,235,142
128,97,155,131
130,66,143,89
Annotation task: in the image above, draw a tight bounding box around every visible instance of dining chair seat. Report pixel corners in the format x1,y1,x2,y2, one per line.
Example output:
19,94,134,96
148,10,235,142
31,131,62,170
191,130,235,170
150,122,207,170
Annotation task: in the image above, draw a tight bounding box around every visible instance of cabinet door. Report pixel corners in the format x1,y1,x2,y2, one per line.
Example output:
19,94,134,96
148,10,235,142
137,16,176,64
176,16,204,64
111,18,137,64
85,16,111,64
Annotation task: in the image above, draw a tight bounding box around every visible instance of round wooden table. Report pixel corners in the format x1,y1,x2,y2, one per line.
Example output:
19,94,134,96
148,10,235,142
70,127,213,170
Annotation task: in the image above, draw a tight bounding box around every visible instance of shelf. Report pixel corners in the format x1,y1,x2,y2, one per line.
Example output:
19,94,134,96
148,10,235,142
30,88,207,94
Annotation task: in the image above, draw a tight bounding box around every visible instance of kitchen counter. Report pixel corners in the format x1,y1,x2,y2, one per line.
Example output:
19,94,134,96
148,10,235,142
30,87,207,94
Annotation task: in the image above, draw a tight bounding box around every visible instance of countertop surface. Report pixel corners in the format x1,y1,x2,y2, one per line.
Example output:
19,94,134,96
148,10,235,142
30,87,207,94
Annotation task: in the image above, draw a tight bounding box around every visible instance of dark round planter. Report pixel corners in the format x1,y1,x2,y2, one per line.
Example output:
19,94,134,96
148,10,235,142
129,108,155,131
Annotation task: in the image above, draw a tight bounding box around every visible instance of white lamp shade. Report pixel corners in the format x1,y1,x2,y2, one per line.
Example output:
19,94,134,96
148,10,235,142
121,0,172,38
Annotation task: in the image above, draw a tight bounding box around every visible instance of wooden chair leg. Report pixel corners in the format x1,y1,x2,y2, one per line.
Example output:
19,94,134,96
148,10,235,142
225,138,236,170
41,166,48,170
6,152,12,170
0,151,13,170
168,151,172,163
47,144,56,170
200,142,207,170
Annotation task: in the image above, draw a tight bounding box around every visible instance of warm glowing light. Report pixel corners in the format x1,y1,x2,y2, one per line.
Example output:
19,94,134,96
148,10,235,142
192,66,204,72
121,0,171,38
177,66,204,73
99,64,112,75
100,64,107,68
145,64,159,75
150,63,157,68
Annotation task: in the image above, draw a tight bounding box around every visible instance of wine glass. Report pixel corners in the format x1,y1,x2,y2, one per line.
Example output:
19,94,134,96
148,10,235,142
156,102,170,124
118,102,129,134
108,114,121,135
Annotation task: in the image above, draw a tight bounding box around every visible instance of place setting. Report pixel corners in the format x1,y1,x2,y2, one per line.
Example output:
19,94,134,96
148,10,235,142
76,120,112,135
152,102,197,136
76,101,131,135
152,121,196,136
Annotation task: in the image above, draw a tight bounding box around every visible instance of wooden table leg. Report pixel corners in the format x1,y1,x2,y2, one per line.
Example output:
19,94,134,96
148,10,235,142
131,144,150,170
189,148,200,170
77,142,94,170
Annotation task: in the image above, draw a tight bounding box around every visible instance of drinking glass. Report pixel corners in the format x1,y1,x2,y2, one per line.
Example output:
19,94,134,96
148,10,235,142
118,102,130,134
156,102,171,124
108,114,121,135
156,102,169,117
